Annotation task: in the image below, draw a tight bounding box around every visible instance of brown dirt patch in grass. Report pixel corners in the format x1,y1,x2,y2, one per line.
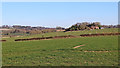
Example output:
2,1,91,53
83,50,118,52
73,45,85,49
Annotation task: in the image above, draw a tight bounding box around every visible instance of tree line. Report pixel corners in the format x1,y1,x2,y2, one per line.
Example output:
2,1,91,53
1,22,119,36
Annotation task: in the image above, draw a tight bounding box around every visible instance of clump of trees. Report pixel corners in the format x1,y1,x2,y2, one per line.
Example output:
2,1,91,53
65,22,101,31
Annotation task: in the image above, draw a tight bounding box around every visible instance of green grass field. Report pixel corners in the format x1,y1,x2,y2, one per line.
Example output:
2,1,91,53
2,28,119,66
2,28,118,42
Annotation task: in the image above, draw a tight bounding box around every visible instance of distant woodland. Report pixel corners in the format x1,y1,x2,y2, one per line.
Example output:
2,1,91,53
0,22,119,37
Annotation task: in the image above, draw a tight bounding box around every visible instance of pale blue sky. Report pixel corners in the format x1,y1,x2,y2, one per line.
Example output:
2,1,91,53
2,2,118,28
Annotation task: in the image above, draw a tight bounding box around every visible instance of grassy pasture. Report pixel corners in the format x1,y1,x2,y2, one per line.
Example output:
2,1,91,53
2,28,118,42
2,36,118,66
2,28,119,66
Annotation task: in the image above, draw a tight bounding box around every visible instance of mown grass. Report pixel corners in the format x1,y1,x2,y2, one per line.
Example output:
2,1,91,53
2,35,118,66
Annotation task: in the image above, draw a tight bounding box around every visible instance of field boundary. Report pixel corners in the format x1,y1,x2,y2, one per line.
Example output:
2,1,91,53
14,32,120,41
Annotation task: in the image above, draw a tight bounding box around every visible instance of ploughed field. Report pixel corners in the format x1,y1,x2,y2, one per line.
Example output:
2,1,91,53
2,28,119,66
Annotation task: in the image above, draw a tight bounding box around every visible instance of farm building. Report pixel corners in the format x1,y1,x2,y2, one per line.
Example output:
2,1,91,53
56,29,65,32
90,26,99,30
